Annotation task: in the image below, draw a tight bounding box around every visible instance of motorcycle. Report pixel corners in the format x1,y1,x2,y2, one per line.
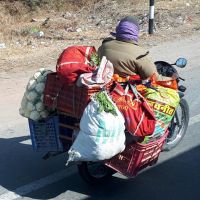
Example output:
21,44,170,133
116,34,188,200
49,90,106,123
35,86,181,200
76,57,189,184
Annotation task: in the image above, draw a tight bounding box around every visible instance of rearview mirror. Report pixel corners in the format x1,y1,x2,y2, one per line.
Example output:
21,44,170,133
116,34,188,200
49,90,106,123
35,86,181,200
175,58,187,68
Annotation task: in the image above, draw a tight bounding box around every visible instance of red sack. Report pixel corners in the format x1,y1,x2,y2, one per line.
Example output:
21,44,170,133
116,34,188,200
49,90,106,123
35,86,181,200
56,46,97,84
110,83,156,137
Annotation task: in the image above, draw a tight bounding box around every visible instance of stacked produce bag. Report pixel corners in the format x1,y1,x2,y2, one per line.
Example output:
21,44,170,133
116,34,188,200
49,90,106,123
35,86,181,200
19,46,127,159
67,91,126,164
19,45,180,164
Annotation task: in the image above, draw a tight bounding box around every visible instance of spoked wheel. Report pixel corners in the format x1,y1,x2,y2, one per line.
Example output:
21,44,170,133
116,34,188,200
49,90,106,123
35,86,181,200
163,98,189,151
77,161,115,185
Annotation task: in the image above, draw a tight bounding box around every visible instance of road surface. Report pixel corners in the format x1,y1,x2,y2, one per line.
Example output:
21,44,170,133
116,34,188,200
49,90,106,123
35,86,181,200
0,35,200,200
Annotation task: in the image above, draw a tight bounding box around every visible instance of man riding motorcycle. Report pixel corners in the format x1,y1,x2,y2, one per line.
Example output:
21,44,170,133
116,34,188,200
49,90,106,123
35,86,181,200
97,16,176,82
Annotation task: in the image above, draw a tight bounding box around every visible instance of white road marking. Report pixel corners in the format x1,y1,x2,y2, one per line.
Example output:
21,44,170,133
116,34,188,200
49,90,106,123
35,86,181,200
19,139,32,145
0,168,76,200
0,114,200,200
189,114,200,126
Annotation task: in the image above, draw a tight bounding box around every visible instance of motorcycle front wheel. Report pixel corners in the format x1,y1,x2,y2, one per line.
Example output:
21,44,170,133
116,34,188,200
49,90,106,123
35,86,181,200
77,161,115,184
162,98,189,151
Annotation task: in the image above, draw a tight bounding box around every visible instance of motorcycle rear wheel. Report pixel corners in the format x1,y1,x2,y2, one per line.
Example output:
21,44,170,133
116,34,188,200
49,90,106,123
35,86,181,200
77,161,115,184
162,98,189,151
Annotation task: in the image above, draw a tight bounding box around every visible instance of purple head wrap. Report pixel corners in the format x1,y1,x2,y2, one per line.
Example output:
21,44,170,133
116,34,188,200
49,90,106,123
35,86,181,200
111,17,140,42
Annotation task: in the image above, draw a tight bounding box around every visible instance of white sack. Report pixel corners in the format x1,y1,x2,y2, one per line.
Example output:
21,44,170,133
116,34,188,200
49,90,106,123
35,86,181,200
67,93,126,163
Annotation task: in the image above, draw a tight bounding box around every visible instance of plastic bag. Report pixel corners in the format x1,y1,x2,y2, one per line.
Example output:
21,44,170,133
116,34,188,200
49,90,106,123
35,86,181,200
56,46,97,84
110,82,156,137
76,56,114,88
150,73,178,90
142,85,180,142
67,92,125,163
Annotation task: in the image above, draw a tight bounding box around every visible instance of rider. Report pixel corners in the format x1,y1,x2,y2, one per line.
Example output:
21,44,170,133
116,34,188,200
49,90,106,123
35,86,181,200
98,16,175,81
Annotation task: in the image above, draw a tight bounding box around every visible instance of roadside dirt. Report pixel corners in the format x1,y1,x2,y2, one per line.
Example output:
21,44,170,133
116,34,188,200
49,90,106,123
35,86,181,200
1,0,200,73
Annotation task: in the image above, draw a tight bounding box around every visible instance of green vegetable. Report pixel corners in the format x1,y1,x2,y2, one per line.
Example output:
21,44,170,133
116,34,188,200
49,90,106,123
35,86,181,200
90,53,100,66
94,92,117,116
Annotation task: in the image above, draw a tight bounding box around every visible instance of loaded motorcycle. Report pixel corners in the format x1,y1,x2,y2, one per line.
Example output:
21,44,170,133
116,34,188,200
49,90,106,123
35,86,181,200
29,57,189,185
76,57,189,184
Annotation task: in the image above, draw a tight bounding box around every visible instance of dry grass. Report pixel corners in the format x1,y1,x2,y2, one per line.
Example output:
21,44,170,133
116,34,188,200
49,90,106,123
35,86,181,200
0,0,200,43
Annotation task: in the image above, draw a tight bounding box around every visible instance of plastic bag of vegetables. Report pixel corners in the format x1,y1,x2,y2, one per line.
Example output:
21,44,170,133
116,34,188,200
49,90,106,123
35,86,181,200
67,91,126,163
19,68,53,121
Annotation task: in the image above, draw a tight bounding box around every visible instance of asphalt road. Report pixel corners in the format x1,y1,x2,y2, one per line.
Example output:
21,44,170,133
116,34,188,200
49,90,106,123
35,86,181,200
0,35,200,200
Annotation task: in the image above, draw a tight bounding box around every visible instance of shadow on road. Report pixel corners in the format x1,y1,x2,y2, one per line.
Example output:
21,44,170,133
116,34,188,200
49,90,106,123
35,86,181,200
0,135,68,192
0,135,200,200
83,145,200,200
